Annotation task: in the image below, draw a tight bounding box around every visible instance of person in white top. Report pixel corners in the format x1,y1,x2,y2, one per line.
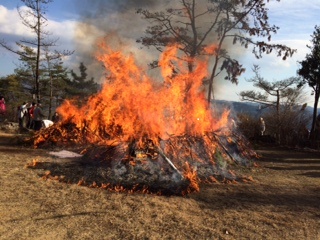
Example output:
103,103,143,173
260,117,266,136
18,102,29,128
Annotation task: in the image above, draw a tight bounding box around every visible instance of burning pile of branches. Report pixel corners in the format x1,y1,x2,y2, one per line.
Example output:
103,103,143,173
28,42,257,195
30,121,256,195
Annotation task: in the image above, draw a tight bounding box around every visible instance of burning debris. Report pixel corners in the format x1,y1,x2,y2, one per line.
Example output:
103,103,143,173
30,122,256,195
28,42,257,195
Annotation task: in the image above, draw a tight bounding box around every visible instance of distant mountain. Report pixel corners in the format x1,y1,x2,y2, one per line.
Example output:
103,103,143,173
213,100,316,119
214,100,262,117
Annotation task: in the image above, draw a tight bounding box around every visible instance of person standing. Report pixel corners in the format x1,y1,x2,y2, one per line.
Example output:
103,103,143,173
0,96,6,121
260,117,266,136
18,102,29,128
28,102,37,129
33,103,45,131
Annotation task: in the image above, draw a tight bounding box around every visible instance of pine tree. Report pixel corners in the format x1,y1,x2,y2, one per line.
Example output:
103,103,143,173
137,0,296,102
65,62,99,103
298,25,320,140
0,0,72,103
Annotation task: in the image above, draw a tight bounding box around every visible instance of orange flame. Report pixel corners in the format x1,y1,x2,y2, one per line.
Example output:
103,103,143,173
56,40,228,146
183,162,200,194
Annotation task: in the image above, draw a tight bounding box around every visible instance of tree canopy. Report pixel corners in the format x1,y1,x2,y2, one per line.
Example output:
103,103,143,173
240,65,303,107
137,0,296,102
65,62,99,101
239,65,306,143
297,25,320,138
0,0,73,103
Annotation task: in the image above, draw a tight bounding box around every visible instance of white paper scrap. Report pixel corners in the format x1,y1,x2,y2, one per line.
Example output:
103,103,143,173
49,150,82,158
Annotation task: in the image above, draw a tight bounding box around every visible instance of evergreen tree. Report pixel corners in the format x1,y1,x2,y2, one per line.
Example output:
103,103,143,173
65,62,99,102
14,43,39,99
0,0,72,103
298,25,320,140
42,49,70,118
0,74,30,121
240,65,307,144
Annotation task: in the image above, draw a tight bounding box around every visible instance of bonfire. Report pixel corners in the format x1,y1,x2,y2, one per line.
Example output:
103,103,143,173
30,41,257,195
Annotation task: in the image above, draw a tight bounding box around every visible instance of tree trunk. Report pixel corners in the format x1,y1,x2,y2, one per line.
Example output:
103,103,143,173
310,87,320,143
35,0,41,103
276,89,280,143
207,33,225,104
47,58,53,120
207,54,219,103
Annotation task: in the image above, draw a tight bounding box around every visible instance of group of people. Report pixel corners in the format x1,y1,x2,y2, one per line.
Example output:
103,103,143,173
18,101,60,131
0,95,61,130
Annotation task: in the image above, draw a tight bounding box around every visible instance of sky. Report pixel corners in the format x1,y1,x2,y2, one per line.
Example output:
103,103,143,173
0,0,319,106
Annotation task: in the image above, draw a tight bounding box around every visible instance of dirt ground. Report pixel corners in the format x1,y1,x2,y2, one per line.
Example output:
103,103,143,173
0,124,319,240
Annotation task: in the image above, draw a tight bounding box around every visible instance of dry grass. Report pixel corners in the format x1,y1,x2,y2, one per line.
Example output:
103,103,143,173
0,131,319,239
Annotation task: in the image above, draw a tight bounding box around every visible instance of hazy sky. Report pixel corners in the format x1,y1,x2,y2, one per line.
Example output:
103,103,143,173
0,0,319,105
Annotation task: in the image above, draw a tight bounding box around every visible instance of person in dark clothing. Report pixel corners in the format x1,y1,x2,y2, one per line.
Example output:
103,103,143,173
27,102,37,129
33,103,45,131
51,112,60,123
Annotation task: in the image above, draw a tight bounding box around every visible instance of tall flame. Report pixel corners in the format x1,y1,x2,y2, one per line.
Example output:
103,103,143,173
56,40,228,145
